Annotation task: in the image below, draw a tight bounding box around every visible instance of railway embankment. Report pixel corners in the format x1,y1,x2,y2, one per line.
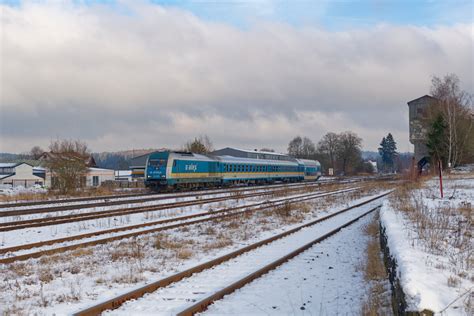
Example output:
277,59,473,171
379,175,473,315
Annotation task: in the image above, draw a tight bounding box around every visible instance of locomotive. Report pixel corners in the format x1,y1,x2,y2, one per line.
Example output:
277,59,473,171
144,150,321,190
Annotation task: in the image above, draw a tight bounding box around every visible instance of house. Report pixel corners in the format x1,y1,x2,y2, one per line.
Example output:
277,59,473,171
39,152,113,187
0,162,44,187
39,152,97,167
87,167,115,186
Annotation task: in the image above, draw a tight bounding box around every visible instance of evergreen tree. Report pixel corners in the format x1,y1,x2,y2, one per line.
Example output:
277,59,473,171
426,114,448,166
378,133,397,172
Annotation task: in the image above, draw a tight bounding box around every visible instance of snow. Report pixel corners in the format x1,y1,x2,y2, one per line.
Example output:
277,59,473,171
104,195,386,315
0,187,384,315
0,188,356,259
204,212,377,315
380,175,473,314
0,184,47,196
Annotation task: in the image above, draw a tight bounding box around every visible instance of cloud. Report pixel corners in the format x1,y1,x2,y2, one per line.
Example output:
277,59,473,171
0,1,472,153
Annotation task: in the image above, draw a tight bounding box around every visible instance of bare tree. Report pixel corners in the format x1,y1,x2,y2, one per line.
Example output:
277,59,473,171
288,136,316,158
429,74,473,167
287,136,303,157
301,137,316,159
44,139,90,194
30,146,45,160
317,132,341,171
184,135,213,154
336,131,362,175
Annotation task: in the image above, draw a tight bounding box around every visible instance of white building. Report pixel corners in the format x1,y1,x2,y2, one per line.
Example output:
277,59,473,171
44,167,115,187
87,167,115,186
0,163,44,187
368,160,378,173
115,170,132,181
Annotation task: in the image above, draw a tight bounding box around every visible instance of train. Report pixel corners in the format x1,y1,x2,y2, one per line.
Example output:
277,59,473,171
144,150,321,190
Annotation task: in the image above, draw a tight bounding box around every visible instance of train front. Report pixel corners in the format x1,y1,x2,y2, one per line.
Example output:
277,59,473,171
144,151,170,189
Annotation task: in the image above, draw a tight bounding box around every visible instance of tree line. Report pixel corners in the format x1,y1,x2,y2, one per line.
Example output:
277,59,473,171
425,74,474,168
287,132,375,175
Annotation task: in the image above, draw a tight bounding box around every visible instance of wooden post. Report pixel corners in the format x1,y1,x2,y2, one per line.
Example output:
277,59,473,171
438,160,443,198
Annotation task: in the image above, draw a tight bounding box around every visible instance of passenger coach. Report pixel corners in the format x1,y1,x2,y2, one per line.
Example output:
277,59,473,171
145,149,321,190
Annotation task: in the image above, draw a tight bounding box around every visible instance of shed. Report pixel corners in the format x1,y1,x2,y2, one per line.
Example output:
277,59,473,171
129,153,150,179
0,162,44,187
86,168,115,187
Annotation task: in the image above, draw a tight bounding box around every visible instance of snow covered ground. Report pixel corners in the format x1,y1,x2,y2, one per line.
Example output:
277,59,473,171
0,188,354,252
204,211,378,315
380,175,473,314
0,184,47,196
105,196,386,315
0,188,381,315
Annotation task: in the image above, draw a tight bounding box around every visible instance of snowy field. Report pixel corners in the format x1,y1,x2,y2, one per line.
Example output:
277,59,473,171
381,174,473,314
107,197,385,315
204,211,381,315
0,186,384,315
1,188,354,258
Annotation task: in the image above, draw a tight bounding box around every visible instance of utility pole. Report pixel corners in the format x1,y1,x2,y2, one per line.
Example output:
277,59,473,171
438,160,443,198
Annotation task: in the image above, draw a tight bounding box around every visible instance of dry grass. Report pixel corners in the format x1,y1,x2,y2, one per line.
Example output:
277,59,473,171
0,185,146,203
389,180,473,273
38,270,54,283
447,275,460,288
203,236,233,251
361,213,392,315
176,248,193,259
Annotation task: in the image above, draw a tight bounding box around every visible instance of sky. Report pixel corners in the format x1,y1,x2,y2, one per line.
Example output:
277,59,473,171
0,0,473,154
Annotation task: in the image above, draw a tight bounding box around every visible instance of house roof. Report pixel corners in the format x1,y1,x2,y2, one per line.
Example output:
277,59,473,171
40,152,97,167
0,162,35,168
407,95,437,105
0,163,18,168
88,167,114,172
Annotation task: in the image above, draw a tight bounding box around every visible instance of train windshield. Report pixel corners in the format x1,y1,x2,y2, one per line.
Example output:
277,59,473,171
149,159,165,167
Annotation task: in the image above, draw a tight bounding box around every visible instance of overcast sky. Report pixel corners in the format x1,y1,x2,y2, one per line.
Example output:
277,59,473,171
1,0,473,154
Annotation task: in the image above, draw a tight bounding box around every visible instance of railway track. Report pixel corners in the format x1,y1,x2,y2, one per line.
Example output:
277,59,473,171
0,180,338,210
73,190,391,316
0,191,151,209
0,187,358,264
0,181,327,218
0,182,331,231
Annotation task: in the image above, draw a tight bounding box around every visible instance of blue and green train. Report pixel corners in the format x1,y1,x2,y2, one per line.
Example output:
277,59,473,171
145,150,321,189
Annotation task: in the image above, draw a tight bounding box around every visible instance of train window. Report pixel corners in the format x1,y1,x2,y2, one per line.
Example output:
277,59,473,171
149,160,160,166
